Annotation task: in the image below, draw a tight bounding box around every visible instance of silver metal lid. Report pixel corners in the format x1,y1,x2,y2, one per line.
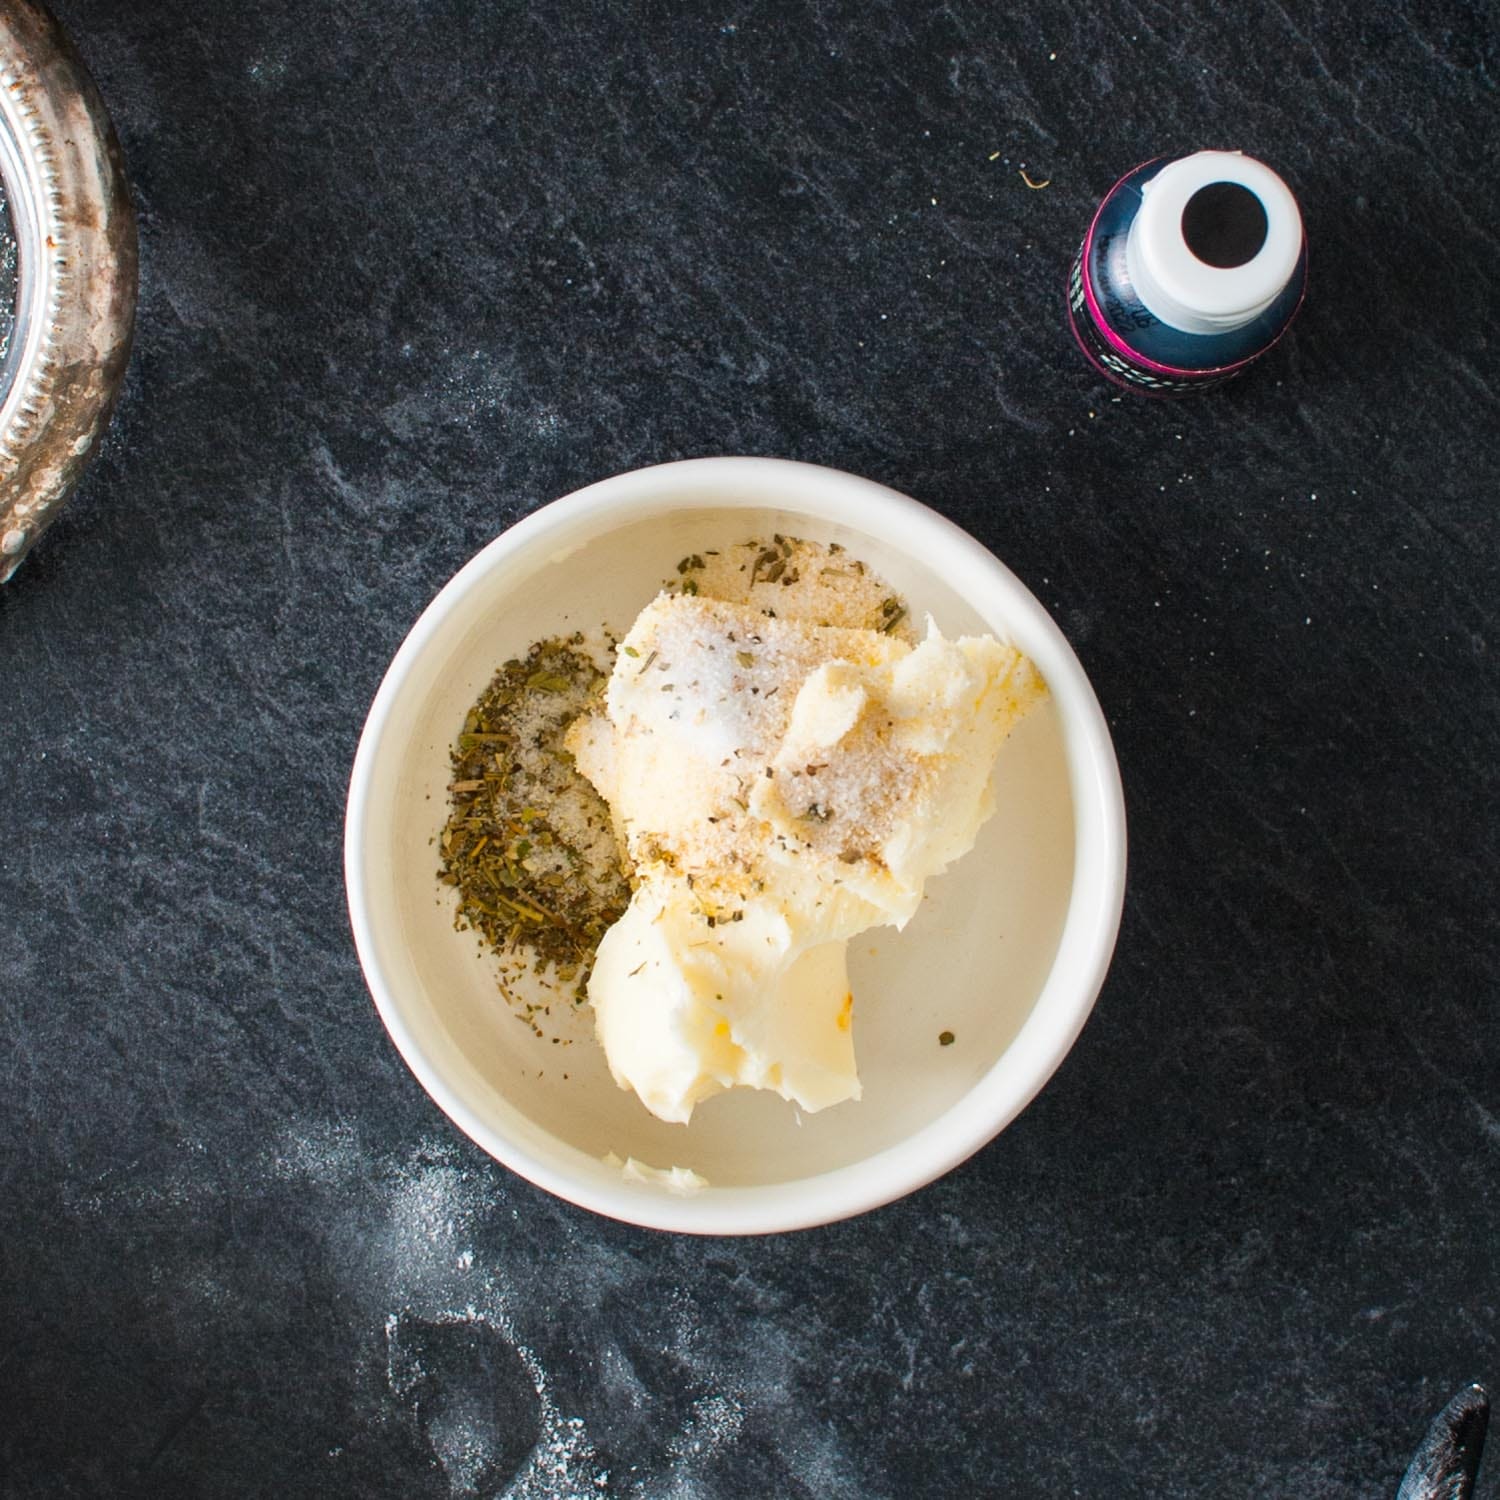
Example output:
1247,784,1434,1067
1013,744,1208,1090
0,0,137,583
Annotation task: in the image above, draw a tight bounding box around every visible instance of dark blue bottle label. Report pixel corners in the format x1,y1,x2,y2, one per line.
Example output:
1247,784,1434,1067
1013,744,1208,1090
1068,158,1307,394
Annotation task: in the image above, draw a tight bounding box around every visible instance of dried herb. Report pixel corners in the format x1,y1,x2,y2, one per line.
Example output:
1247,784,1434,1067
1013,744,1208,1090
750,546,784,587
438,636,629,1000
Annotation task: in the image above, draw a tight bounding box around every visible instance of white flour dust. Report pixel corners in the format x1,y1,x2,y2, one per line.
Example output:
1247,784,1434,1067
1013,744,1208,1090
384,1306,606,1499
272,1125,611,1497
666,1393,744,1459
61,1120,872,1498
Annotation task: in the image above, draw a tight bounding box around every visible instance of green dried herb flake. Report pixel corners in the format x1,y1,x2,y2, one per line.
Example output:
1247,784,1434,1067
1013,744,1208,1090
437,636,630,1008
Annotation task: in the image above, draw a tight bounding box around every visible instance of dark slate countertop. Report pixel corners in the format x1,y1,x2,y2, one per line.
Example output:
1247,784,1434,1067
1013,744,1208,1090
4,1,1496,1495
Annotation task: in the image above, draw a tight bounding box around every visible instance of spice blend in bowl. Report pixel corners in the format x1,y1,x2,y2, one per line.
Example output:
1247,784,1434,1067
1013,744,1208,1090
439,635,628,1015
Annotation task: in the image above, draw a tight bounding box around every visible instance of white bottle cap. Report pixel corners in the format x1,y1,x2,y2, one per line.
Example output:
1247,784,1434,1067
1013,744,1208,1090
1125,150,1303,335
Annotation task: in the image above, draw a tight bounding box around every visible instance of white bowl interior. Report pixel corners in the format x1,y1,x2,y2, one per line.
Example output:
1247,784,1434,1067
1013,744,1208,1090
349,464,1119,1232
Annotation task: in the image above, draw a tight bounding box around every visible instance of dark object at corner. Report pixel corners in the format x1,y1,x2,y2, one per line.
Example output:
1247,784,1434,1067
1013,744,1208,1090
1397,1384,1489,1500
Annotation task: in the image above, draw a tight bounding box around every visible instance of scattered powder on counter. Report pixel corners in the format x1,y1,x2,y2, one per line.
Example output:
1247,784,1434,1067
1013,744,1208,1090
664,1393,746,1462
361,1138,611,1497
272,1120,364,1187
61,1123,873,1499
384,1305,606,1499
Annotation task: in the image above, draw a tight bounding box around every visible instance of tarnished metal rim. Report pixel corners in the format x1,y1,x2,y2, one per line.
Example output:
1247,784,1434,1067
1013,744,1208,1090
0,0,136,583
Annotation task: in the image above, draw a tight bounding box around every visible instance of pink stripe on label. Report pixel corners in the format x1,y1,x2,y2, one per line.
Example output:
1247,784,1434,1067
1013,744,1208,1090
1080,218,1201,378
1067,298,1142,393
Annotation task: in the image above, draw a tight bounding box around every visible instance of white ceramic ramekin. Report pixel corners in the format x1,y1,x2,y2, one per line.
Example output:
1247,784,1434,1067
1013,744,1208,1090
345,458,1126,1234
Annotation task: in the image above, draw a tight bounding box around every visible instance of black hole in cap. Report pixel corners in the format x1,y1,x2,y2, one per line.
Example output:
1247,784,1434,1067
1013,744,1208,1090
1181,182,1268,269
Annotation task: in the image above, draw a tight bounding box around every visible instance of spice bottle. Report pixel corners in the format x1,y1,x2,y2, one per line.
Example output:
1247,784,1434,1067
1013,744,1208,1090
1067,150,1306,395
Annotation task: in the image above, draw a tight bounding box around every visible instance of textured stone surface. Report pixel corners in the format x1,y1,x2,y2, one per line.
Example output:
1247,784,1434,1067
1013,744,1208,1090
2,0,1496,1494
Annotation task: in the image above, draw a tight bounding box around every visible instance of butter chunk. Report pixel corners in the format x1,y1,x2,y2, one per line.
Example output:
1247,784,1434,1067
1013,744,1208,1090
569,592,1046,1124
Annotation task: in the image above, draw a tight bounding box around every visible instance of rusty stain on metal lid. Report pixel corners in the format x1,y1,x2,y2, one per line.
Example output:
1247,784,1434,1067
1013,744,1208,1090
0,0,137,583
